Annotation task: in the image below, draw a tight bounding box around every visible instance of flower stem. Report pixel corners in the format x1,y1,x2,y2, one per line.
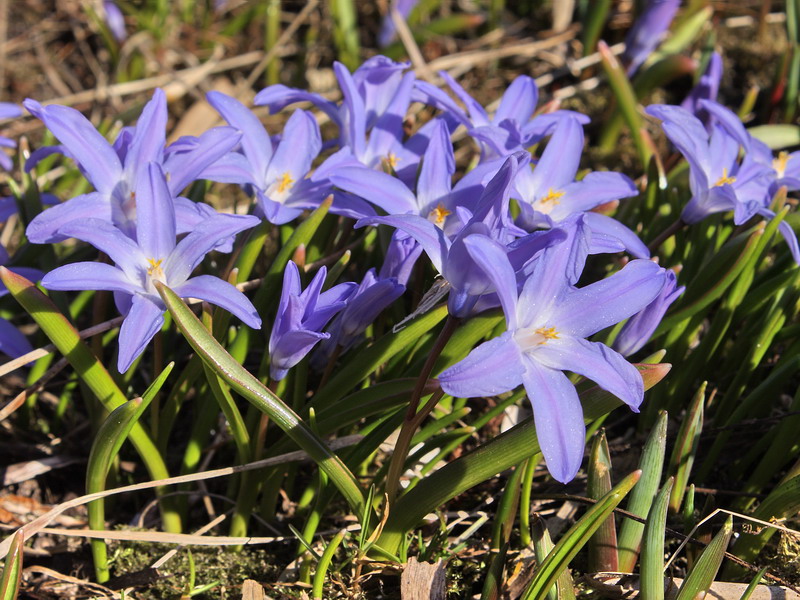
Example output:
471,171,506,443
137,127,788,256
648,217,686,253
384,314,459,503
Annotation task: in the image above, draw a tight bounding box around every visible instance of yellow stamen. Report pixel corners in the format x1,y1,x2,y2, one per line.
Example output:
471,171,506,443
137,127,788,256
385,153,399,169
276,172,294,194
774,151,790,178
534,326,560,343
430,203,452,226
713,168,736,187
146,258,164,278
541,188,565,204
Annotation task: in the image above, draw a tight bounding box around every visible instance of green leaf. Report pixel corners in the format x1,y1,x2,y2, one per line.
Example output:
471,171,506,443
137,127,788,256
655,222,766,334
598,41,651,168
676,516,733,600
377,364,671,554
531,515,575,600
617,411,668,572
0,268,179,533
155,282,365,517
641,478,674,600
668,383,704,513
747,125,800,149
581,0,612,56
587,430,618,573
313,530,346,600
522,471,641,600
657,6,713,56
0,531,22,600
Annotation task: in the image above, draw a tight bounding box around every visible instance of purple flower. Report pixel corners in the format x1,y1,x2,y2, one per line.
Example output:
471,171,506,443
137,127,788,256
613,269,684,356
336,269,405,348
269,262,355,381
646,101,775,226
379,231,424,285
256,57,419,178
622,0,681,76
24,90,244,245
413,73,589,159
0,103,22,171
40,163,261,373
330,118,461,232
681,52,723,128
0,245,43,359
206,91,349,224
103,1,126,42
378,0,420,46
507,117,647,258
438,220,668,482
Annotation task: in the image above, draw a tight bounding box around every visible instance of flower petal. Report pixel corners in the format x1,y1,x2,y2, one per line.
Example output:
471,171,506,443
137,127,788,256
163,126,243,195
534,336,644,409
41,262,140,295
207,90,273,179
583,212,650,259
267,110,322,183
174,275,261,329
494,76,539,125
23,100,122,195
356,214,449,273
125,89,167,179
330,166,417,215
57,219,145,278
135,163,176,260
555,259,667,338
521,357,585,483
438,331,525,398
462,234,519,328
25,192,112,244
530,116,583,193
117,295,164,373
0,317,33,359
165,213,259,283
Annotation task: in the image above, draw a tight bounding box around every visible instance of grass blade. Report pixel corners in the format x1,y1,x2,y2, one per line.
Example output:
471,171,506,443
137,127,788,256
0,532,23,600
522,471,642,600
617,411,668,572
0,267,179,533
668,383,704,513
675,516,733,600
641,478,674,600
155,282,366,517
587,430,618,573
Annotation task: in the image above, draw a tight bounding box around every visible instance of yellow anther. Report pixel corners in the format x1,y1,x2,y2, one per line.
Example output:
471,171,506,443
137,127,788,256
774,151,790,178
276,172,294,194
146,258,164,278
713,168,737,187
541,188,565,204
385,153,400,169
430,203,452,226
534,326,560,343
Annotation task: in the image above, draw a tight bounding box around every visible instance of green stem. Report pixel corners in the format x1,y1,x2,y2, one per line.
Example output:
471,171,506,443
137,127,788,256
156,282,365,517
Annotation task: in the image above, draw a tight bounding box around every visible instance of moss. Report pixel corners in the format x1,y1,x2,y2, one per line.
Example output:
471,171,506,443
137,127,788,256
107,535,284,599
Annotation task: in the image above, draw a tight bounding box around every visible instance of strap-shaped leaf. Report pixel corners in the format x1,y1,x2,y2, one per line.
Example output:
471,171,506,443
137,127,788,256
522,471,642,600
676,517,733,600
377,364,671,554
0,267,179,533
641,478,674,600
155,281,365,516
618,411,669,572
0,531,22,600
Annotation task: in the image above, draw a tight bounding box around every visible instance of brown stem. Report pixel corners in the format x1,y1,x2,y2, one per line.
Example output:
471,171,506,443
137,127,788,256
647,217,686,253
